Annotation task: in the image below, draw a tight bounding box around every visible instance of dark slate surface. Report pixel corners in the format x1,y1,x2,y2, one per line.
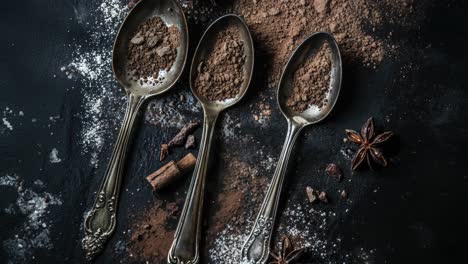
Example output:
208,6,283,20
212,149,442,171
1,0,468,263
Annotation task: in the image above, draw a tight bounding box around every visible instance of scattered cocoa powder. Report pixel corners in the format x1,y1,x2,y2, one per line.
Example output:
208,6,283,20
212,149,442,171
123,1,427,261
179,0,426,123
232,0,420,87
127,16,180,85
128,200,177,263
206,159,268,243
194,25,246,101
286,43,332,112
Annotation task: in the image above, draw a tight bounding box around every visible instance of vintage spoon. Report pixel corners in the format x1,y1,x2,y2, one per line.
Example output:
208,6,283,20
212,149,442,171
168,14,254,264
82,0,188,260
240,32,342,264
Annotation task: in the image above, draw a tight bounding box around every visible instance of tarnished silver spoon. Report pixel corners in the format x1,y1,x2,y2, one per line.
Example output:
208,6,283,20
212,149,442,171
82,0,188,260
241,32,342,264
168,14,254,264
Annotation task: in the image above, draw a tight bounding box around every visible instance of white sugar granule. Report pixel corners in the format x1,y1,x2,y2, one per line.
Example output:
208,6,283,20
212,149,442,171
49,148,62,163
2,117,13,130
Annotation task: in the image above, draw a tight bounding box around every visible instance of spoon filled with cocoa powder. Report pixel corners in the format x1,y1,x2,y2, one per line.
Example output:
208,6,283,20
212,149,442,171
82,0,188,261
168,14,254,264
241,32,342,264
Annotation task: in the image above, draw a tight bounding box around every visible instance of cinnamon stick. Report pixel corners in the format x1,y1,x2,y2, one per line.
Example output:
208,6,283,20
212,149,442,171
147,153,196,190
160,122,200,161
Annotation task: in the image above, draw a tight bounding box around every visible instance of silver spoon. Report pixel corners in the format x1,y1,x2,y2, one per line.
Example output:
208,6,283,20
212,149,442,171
241,32,342,264
168,14,254,264
82,0,188,260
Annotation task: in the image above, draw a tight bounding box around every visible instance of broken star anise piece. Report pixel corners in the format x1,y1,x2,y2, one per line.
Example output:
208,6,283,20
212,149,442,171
345,117,394,170
269,236,305,264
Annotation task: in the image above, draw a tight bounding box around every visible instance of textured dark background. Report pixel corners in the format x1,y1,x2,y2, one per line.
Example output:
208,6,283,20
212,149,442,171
1,0,468,263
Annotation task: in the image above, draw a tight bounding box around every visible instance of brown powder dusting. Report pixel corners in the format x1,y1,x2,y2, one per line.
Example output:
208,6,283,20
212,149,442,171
127,16,180,84
180,1,425,124
286,43,332,113
127,199,183,263
233,0,388,85
206,159,268,244
194,25,246,101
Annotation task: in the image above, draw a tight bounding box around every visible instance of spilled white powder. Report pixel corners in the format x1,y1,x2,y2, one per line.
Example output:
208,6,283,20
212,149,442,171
0,175,16,186
208,224,249,264
1,175,62,263
61,0,129,167
144,89,201,129
257,149,277,172
49,148,62,163
2,117,13,130
221,112,241,140
1,106,27,134
208,202,375,263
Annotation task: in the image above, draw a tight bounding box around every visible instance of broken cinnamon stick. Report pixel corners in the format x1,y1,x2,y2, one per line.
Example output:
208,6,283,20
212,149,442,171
147,153,196,190
168,122,199,148
160,121,200,161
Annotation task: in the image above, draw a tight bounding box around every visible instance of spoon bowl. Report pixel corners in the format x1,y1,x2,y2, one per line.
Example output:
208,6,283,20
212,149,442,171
112,0,188,97
277,32,342,125
189,14,254,111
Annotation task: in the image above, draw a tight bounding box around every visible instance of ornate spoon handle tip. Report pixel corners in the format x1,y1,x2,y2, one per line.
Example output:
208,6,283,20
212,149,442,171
82,94,143,261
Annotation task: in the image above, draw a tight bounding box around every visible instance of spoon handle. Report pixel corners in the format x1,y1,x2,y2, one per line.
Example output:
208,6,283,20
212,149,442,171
82,94,143,261
241,120,303,264
168,109,219,264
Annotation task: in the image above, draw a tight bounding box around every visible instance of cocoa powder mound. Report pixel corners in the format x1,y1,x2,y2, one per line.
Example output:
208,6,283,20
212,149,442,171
127,16,180,85
286,43,332,112
178,1,426,122
194,25,246,101
232,0,409,85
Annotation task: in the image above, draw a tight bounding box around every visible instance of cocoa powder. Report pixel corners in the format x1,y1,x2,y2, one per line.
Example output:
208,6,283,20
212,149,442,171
124,1,427,262
194,25,246,101
286,43,332,113
127,199,182,263
207,159,266,236
127,16,180,85
232,0,399,85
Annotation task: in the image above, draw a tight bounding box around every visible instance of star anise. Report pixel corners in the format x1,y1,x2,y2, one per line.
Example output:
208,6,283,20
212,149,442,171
345,117,394,170
269,236,305,264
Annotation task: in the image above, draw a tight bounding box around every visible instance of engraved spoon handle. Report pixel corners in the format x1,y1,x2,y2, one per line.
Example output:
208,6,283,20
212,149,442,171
241,120,303,264
168,109,219,264
82,93,143,261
